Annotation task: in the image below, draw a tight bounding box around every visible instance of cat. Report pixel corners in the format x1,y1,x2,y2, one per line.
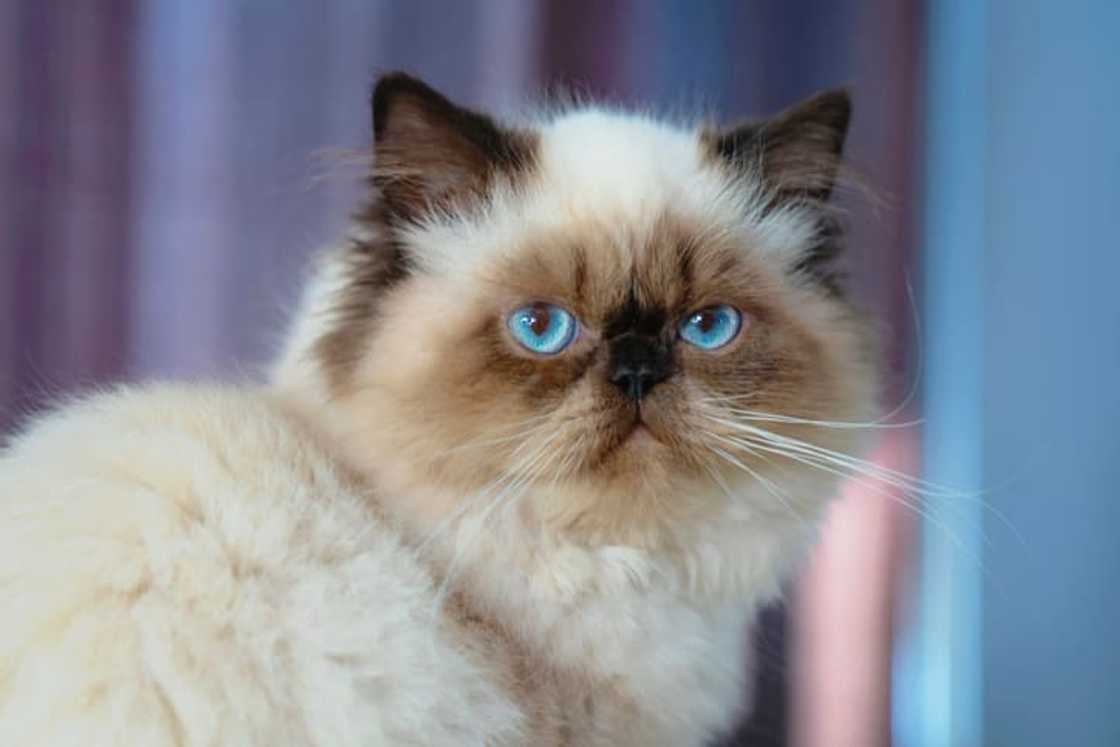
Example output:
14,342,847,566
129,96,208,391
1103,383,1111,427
0,73,877,745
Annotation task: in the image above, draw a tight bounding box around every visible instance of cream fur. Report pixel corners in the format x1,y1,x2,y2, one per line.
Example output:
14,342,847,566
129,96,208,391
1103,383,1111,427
1,103,871,745
0,383,798,746
0,386,521,746
403,108,819,281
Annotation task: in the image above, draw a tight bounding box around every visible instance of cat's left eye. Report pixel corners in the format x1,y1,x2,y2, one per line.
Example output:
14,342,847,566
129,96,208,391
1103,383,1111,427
678,305,742,350
507,303,578,355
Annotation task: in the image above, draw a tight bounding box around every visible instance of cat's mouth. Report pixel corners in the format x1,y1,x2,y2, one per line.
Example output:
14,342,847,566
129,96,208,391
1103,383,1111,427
626,421,659,445
612,410,668,454
582,408,672,472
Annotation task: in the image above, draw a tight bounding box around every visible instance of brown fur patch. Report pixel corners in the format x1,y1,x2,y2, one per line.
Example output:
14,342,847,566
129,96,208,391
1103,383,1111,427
313,73,540,391
443,592,576,744
443,587,660,745
703,88,852,290
318,200,874,542
704,88,850,202
311,223,412,392
369,73,539,223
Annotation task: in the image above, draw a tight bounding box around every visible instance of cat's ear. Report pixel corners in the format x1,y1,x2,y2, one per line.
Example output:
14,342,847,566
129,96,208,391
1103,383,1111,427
370,72,536,222
709,88,851,205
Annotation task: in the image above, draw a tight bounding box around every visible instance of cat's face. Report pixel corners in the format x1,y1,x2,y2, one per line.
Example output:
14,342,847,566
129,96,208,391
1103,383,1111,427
284,75,876,541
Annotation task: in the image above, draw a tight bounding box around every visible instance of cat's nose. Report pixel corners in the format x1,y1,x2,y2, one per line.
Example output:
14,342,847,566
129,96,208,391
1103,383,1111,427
610,365,665,401
608,335,672,401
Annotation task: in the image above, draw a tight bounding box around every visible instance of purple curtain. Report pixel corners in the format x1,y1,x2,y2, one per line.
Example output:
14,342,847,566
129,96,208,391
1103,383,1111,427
1,3,922,744
2,0,920,414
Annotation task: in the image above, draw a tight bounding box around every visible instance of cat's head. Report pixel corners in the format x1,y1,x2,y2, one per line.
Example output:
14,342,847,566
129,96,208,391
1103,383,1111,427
276,73,877,548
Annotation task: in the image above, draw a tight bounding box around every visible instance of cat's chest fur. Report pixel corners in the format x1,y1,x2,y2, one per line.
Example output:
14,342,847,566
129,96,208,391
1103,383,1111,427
443,565,755,745
368,477,774,744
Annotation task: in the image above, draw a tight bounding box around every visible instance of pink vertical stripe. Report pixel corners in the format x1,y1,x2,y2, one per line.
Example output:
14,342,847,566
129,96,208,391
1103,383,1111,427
792,433,919,747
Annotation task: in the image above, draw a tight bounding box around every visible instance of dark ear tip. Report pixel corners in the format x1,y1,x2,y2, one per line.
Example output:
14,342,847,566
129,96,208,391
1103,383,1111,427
822,86,852,104
370,71,445,139
809,87,853,132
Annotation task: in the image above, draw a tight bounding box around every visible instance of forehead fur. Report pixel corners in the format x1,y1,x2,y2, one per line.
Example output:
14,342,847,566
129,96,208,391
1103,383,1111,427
274,99,853,408
401,108,821,280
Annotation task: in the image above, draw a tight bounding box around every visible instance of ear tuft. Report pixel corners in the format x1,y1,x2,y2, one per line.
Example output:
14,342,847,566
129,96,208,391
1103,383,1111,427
712,88,851,204
370,72,536,222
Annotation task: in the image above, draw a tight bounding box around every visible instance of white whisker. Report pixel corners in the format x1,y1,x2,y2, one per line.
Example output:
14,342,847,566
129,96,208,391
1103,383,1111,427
705,440,807,526
719,432,983,562
708,416,975,499
430,425,583,612
715,407,923,431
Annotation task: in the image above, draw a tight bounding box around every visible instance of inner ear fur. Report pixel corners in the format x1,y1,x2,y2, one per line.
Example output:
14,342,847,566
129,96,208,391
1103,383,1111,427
370,72,537,223
709,88,851,205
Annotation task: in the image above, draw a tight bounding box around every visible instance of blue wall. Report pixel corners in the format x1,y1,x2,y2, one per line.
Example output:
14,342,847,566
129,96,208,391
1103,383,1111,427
985,2,1120,745
906,2,1120,745
897,0,987,743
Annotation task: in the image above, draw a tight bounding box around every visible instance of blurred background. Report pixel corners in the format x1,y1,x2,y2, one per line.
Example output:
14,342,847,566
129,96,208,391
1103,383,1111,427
1,1,1116,745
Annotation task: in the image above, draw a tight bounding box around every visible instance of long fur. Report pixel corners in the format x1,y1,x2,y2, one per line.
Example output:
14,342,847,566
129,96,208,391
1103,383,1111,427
1,76,877,745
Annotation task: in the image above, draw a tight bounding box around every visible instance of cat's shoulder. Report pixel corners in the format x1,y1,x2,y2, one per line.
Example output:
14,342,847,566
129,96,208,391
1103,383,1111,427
0,381,382,578
3,382,339,499
0,382,524,744
5,382,304,464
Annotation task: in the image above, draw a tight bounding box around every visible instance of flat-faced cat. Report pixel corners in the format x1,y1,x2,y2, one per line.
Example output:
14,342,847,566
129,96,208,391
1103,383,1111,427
0,74,876,745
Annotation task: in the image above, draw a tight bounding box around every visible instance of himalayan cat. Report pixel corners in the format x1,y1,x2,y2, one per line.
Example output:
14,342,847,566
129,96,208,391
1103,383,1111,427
0,73,876,745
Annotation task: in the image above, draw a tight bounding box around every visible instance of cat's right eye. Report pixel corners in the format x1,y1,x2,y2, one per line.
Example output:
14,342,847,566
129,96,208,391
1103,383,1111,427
678,304,743,350
506,303,578,355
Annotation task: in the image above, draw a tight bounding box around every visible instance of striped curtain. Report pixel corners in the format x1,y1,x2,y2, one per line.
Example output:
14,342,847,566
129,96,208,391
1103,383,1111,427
0,3,922,745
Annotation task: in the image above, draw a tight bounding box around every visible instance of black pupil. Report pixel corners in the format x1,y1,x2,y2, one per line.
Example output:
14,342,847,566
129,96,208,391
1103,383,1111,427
528,305,551,336
695,309,717,333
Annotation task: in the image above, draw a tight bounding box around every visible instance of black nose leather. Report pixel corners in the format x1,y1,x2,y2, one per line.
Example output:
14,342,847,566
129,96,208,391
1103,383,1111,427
608,334,671,401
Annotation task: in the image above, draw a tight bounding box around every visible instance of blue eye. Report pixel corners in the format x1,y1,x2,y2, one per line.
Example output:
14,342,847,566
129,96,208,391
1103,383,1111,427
679,305,742,349
507,303,578,354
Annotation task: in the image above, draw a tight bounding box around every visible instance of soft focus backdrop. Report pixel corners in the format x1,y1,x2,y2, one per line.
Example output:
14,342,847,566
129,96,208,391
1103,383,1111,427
1,2,1116,746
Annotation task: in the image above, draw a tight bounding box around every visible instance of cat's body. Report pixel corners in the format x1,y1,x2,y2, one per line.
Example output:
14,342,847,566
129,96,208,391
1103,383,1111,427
0,383,759,745
0,384,518,744
0,75,877,745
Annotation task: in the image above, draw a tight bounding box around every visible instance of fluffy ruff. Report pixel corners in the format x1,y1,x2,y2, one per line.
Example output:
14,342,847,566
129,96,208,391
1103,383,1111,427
0,384,764,745
0,386,521,746
0,75,876,745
